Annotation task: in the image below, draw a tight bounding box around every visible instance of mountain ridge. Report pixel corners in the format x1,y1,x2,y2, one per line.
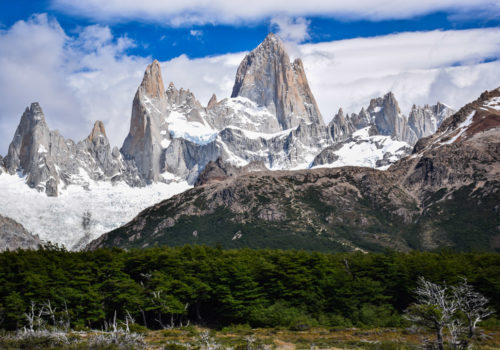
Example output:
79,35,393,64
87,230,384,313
88,88,500,252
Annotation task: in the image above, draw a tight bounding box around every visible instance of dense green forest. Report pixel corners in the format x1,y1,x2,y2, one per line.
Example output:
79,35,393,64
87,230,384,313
0,246,498,331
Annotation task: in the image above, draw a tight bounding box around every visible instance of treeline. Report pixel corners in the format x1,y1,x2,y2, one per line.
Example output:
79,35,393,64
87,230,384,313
0,246,498,331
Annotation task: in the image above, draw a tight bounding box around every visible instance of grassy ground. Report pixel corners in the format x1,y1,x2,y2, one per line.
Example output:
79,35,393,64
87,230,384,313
143,326,500,350
1,326,499,349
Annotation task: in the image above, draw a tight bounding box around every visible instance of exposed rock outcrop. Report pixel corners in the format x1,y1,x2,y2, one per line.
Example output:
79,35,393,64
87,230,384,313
4,103,126,196
328,108,357,142
408,102,454,140
231,33,324,129
0,215,42,251
195,157,268,186
121,60,170,182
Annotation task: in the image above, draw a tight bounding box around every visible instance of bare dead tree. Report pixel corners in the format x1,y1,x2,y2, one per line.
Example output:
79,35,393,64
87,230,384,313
42,300,57,327
24,301,46,333
60,299,71,331
405,277,458,350
151,290,168,329
121,310,135,333
452,278,493,339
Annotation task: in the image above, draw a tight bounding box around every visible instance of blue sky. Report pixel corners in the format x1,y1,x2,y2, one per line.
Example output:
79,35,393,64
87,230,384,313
0,0,499,153
2,0,500,60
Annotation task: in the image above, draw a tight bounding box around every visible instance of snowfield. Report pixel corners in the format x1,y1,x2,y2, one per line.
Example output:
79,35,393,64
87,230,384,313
312,127,411,170
0,173,191,250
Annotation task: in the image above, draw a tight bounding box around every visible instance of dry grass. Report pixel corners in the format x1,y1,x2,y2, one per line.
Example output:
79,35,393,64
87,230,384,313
142,326,500,350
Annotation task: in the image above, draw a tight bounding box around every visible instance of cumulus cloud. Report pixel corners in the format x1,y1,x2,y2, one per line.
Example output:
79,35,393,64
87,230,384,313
51,0,500,25
0,14,150,154
270,16,310,43
1,16,500,156
159,28,500,121
161,53,245,105
298,28,500,118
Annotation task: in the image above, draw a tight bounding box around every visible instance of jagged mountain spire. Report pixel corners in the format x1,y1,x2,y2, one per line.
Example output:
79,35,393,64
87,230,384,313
5,103,50,174
207,93,218,109
87,120,107,141
121,60,169,182
231,33,324,129
139,59,166,99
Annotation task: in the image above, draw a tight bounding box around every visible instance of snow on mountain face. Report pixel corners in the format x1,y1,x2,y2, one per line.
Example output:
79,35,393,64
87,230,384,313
312,126,413,170
417,88,500,150
0,172,190,249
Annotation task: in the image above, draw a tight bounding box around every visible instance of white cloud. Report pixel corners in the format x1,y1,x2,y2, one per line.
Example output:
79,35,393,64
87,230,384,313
298,28,500,118
189,29,203,37
161,53,245,105
1,17,499,156
159,28,500,122
51,0,500,25
0,14,150,154
270,16,310,43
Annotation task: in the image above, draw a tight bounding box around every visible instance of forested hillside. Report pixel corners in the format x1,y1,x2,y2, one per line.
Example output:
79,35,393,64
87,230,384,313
0,246,498,331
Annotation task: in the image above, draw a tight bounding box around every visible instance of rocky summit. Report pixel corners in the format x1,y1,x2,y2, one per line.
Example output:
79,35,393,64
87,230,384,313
88,88,500,252
231,33,324,129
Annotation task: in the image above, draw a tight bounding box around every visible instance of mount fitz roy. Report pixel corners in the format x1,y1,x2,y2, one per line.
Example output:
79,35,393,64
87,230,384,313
2,34,451,196
0,33,455,249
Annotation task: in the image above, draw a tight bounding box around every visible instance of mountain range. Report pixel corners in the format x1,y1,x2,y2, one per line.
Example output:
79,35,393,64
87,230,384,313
2,33,496,252
89,88,500,252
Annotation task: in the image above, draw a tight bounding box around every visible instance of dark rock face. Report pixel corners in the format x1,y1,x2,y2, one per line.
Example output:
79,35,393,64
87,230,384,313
0,215,42,251
194,157,268,186
89,89,500,253
231,33,324,129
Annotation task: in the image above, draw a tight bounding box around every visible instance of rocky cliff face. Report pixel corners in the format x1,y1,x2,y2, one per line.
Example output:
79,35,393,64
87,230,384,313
408,102,454,140
88,88,500,252
231,33,324,129
328,108,357,142
4,103,126,196
121,60,170,182
326,93,453,147
0,215,42,251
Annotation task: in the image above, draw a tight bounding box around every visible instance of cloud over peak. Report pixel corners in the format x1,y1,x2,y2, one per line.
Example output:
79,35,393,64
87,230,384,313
51,0,500,25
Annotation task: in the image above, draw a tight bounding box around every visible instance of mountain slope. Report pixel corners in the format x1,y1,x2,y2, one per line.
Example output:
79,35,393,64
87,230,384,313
89,88,500,252
0,215,42,251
